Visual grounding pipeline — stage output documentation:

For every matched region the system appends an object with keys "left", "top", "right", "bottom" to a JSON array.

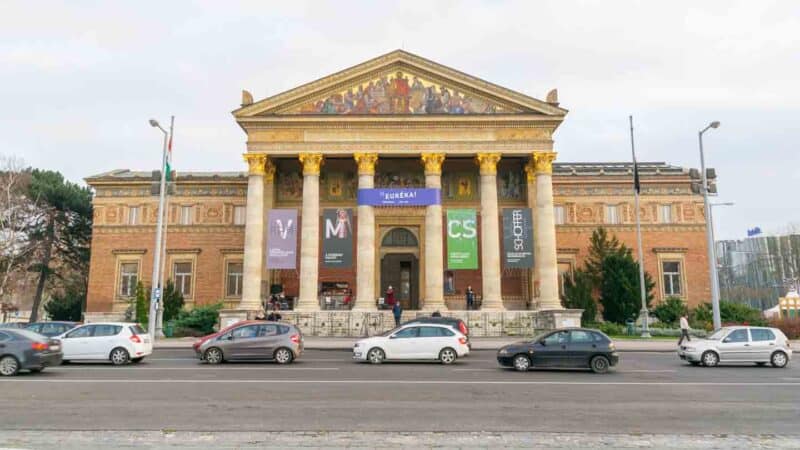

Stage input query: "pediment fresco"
[{"left": 284, "top": 70, "right": 512, "bottom": 115}]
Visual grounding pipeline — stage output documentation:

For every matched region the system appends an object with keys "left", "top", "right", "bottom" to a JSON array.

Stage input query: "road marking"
[
  {"left": 3, "top": 379, "right": 800, "bottom": 386},
  {"left": 620, "top": 370, "right": 677, "bottom": 373},
  {"left": 453, "top": 369, "right": 497, "bottom": 372},
  {"left": 53, "top": 367, "right": 340, "bottom": 371}
]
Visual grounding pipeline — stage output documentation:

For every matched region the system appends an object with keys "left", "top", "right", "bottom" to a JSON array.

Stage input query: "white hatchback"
[
  {"left": 678, "top": 326, "right": 792, "bottom": 368},
  {"left": 58, "top": 323, "right": 153, "bottom": 365},
  {"left": 353, "top": 323, "right": 469, "bottom": 364}
]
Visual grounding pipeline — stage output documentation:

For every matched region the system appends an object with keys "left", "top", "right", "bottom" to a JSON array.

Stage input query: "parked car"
[
  {"left": 0, "top": 328, "right": 63, "bottom": 376},
  {"left": 497, "top": 328, "right": 619, "bottom": 373},
  {"left": 26, "top": 321, "right": 80, "bottom": 337},
  {"left": 0, "top": 322, "right": 27, "bottom": 329},
  {"left": 677, "top": 326, "right": 792, "bottom": 368},
  {"left": 58, "top": 323, "right": 152, "bottom": 365},
  {"left": 195, "top": 320, "right": 303, "bottom": 364},
  {"left": 402, "top": 316, "right": 470, "bottom": 338},
  {"left": 353, "top": 323, "right": 469, "bottom": 364}
]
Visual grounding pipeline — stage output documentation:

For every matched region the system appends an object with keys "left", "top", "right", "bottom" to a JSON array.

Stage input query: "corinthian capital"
[
  {"left": 475, "top": 153, "right": 502, "bottom": 176},
  {"left": 243, "top": 153, "right": 267, "bottom": 176},
  {"left": 533, "top": 151, "right": 557, "bottom": 174},
  {"left": 353, "top": 152, "right": 379, "bottom": 175},
  {"left": 420, "top": 153, "right": 446, "bottom": 175},
  {"left": 298, "top": 153, "right": 324, "bottom": 176}
]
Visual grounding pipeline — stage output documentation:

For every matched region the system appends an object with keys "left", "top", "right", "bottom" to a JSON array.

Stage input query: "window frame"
[
  {"left": 233, "top": 205, "right": 246, "bottom": 225},
  {"left": 172, "top": 260, "right": 194, "bottom": 298},
  {"left": 127, "top": 206, "right": 140, "bottom": 225},
  {"left": 553, "top": 205, "right": 566, "bottom": 225},
  {"left": 605, "top": 204, "right": 620, "bottom": 225},
  {"left": 118, "top": 261, "right": 140, "bottom": 299},
  {"left": 659, "top": 204, "right": 673, "bottom": 224},
  {"left": 662, "top": 260, "right": 683, "bottom": 297},
  {"left": 225, "top": 260, "right": 244, "bottom": 298},
  {"left": 179, "top": 205, "right": 193, "bottom": 225}
]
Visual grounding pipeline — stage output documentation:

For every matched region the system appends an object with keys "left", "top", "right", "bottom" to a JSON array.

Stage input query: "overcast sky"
[{"left": 1, "top": 1, "right": 798, "bottom": 240}]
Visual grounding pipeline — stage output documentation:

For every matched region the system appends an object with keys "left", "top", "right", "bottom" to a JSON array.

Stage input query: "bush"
[
  {"left": 170, "top": 303, "right": 223, "bottom": 335},
  {"left": 162, "top": 280, "right": 184, "bottom": 323},
  {"left": 589, "top": 321, "right": 625, "bottom": 336},
  {"left": 692, "top": 301, "right": 767, "bottom": 328},
  {"left": 652, "top": 297, "right": 687, "bottom": 327},
  {"left": 562, "top": 269, "right": 597, "bottom": 323},
  {"left": 44, "top": 285, "right": 84, "bottom": 321},
  {"left": 135, "top": 282, "right": 149, "bottom": 327},
  {"left": 769, "top": 317, "right": 800, "bottom": 339}
]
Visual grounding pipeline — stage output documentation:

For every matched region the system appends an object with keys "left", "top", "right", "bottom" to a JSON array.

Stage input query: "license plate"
[
  {"left": 354, "top": 352, "right": 362, "bottom": 357},
  {"left": 50, "top": 345, "right": 60, "bottom": 351}
]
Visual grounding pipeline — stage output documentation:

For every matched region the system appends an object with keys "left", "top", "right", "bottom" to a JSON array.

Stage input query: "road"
[{"left": 2, "top": 348, "right": 799, "bottom": 438}]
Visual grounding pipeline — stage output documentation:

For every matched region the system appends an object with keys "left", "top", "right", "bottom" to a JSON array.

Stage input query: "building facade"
[{"left": 84, "top": 51, "right": 713, "bottom": 331}]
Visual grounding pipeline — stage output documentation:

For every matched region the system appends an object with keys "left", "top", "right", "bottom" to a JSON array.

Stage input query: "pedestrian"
[
  {"left": 432, "top": 310, "right": 442, "bottom": 317},
  {"left": 392, "top": 300, "right": 403, "bottom": 327},
  {"left": 385, "top": 285, "right": 395, "bottom": 307},
  {"left": 465, "top": 285, "right": 475, "bottom": 310},
  {"left": 678, "top": 314, "right": 691, "bottom": 345},
  {"left": 267, "top": 303, "right": 283, "bottom": 322}
]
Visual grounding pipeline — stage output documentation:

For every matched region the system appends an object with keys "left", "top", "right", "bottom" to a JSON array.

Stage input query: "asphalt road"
[{"left": 2, "top": 349, "right": 799, "bottom": 435}]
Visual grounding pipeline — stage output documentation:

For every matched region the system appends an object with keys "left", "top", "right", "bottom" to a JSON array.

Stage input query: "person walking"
[
  {"left": 392, "top": 300, "right": 403, "bottom": 327},
  {"left": 465, "top": 286, "right": 475, "bottom": 310},
  {"left": 678, "top": 314, "right": 691, "bottom": 345}
]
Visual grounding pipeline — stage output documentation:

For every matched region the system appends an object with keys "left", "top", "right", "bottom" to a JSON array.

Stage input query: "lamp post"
[
  {"left": 699, "top": 121, "right": 721, "bottom": 330},
  {"left": 147, "top": 118, "right": 169, "bottom": 341}
]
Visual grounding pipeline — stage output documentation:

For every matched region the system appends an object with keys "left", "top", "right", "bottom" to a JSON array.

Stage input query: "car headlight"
[
  {"left": 353, "top": 342, "right": 361, "bottom": 348},
  {"left": 498, "top": 348, "right": 509, "bottom": 355},
  {"left": 683, "top": 347, "right": 696, "bottom": 352}
]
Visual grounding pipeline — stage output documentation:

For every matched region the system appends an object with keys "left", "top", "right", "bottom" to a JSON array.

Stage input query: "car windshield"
[
  {"left": 528, "top": 331, "right": 551, "bottom": 343},
  {"left": 707, "top": 329, "right": 728, "bottom": 340},
  {"left": 380, "top": 326, "right": 403, "bottom": 337},
  {"left": 10, "top": 328, "right": 47, "bottom": 342}
]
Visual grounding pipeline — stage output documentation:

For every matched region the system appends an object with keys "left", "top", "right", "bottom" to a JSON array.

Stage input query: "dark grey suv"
[{"left": 0, "top": 328, "right": 63, "bottom": 376}]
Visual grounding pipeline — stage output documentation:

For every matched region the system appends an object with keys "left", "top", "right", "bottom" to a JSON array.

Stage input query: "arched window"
[{"left": 381, "top": 228, "right": 418, "bottom": 247}]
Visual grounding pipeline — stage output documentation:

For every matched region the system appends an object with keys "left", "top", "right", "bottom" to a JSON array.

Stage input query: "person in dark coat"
[
  {"left": 466, "top": 286, "right": 475, "bottom": 310},
  {"left": 392, "top": 301, "right": 403, "bottom": 327}
]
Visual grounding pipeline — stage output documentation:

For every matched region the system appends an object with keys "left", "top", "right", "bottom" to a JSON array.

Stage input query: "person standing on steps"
[
  {"left": 678, "top": 314, "right": 691, "bottom": 345},
  {"left": 392, "top": 300, "right": 403, "bottom": 327},
  {"left": 465, "top": 286, "right": 475, "bottom": 310},
  {"left": 385, "top": 285, "right": 395, "bottom": 308}
]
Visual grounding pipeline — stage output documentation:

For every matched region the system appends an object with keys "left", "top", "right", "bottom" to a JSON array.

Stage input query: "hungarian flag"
[{"left": 165, "top": 131, "right": 173, "bottom": 182}]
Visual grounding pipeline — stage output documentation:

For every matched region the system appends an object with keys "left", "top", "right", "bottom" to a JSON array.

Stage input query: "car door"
[
  {"left": 386, "top": 326, "right": 419, "bottom": 359},
  {"left": 61, "top": 325, "right": 94, "bottom": 359},
  {"left": 256, "top": 324, "right": 281, "bottom": 359},
  {"left": 566, "top": 330, "right": 596, "bottom": 367},
  {"left": 717, "top": 329, "right": 750, "bottom": 362},
  {"left": 88, "top": 325, "right": 122, "bottom": 359},
  {"left": 749, "top": 328, "right": 777, "bottom": 361},
  {"left": 227, "top": 325, "right": 261, "bottom": 359},
  {"left": 531, "top": 330, "right": 570, "bottom": 367},
  {"left": 417, "top": 326, "right": 446, "bottom": 359}
]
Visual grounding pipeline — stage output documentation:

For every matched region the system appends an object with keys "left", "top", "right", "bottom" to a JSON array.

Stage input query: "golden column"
[
  {"left": 533, "top": 151, "right": 562, "bottom": 310},
  {"left": 421, "top": 153, "right": 447, "bottom": 311},
  {"left": 295, "top": 153, "right": 324, "bottom": 311},
  {"left": 476, "top": 153, "right": 504, "bottom": 310},
  {"left": 241, "top": 153, "right": 268, "bottom": 311},
  {"left": 353, "top": 152, "right": 378, "bottom": 310}
]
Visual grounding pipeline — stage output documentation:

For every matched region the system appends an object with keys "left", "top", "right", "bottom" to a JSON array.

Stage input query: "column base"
[
  {"left": 238, "top": 299, "right": 264, "bottom": 311},
  {"left": 294, "top": 298, "right": 320, "bottom": 311},
  {"left": 537, "top": 296, "right": 563, "bottom": 311},
  {"left": 421, "top": 301, "right": 448, "bottom": 312},
  {"left": 480, "top": 299, "right": 505, "bottom": 312}
]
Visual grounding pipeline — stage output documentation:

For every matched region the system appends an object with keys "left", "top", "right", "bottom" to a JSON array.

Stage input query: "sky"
[{"left": 1, "top": 0, "right": 798, "bottom": 240}]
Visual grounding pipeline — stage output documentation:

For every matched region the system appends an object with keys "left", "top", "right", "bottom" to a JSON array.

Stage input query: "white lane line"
[
  {"left": 454, "top": 369, "right": 498, "bottom": 372},
  {"left": 620, "top": 370, "right": 677, "bottom": 373},
  {"left": 53, "top": 367, "right": 339, "bottom": 371},
  {"left": 2, "top": 379, "right": 800, "bottom": 386}
]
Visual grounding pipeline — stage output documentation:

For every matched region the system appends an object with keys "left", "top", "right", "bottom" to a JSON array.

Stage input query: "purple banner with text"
[
  {"left": 357, "top": 188, "right": 441, "bottom": 206},
  {"left": 266, "top": 209, "right": 297, "bottom": 269}
]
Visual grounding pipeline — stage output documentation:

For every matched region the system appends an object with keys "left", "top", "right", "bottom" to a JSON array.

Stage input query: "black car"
[
  {"left": 497, "top": 328, "right": 619, "bottom": 373},
  {"left": 25, "top": 321, "right": 80, "bottom": 337},
  {"left": 0, "top": 328, "right": 63, "bottom": 376}
]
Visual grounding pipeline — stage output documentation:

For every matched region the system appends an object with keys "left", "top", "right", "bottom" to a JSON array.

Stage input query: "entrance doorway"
[{"left": 380, "top": 228, "right": 420, "bottom": 310}]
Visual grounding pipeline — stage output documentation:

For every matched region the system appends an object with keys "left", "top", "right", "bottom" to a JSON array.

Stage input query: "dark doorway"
[{"left": 381, "top": 253, "right": 419, "bottom": 310}]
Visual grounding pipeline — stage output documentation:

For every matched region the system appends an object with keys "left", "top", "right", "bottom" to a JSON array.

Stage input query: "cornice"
[
  {"left": 556, "top": 224, "right": 707, "bottom": 233},
  {"left": 167, "top": 248, "right": 203, "bottom": 255},
  {"left": 111, "top": 249, "right": 148, "bottom": 255},
  {"left": 652, "top": 247, "right": 689, "bottom": 254},
  {"left": 95, "top": 225, "right": 246, "bottom": 234}
]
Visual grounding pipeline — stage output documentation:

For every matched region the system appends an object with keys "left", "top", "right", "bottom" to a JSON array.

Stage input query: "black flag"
[{"left": 633, "top": 159, "right": 641, "bottom": 194}]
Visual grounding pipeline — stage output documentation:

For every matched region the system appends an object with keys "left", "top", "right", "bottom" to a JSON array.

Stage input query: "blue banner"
[{"left": 357, "top": 188, "right": 441, "bottom": 206}]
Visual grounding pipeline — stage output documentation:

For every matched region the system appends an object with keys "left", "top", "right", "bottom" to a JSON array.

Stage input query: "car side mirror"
[
  {"left": 226, "top": 335, "right": 234, "bottom": 340},
  {"left": 389, "top": 335, "right": 397, "bottom": 339},
  {"left": 722, "top": 338, "right": 730, "bottom": 343},
  {"left": 538, "top": 340, "right": 546, "bottom": 346}
]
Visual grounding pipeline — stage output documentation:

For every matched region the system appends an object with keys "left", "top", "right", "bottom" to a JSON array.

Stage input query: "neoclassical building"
[{"left": 84, "top": 51, "right": 713, "bottom": 333}]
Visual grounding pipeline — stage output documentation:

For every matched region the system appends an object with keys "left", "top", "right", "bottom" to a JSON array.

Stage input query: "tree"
[
  {"left": 162, "top": 279, "right": 185, "bottom": 323},
  {"left": 0, "top": 156, "right": 35, "bottom": 304},
  {"left": 43, "top": 283, "right": 83, "bottom": 321},
  {"left": 599, "top": 252, "right": 655, "bottom": 324},
  {"left": 135, "top": 282, "right": 149, "bottom": 327},
  {"left": 652, "top": 297, "right": 687, "bottom": 326},
  {"left": 585, "top": 227, "right": 628, "bottom": 290},
  {"left": 562, "top": 269, "right": 597, "bottom": 323},
  {"left": 26, "top": 170, "right": 93, "bottom": 322}
]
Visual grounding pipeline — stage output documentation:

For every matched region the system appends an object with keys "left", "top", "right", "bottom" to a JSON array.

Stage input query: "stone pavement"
[
  {"left": 1, "top": 431, "right": 798, "bottom": 449},
  {"left": 155, "top": 336, "right": 694, "bottom": 352}
]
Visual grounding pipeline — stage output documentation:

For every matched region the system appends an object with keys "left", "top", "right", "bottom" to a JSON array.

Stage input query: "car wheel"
[
  {"left": 439, "top": 347, "right": 457, "bottom": 365},
  {"left": 701, "top": 350, "right": 719, "bottom": 367},
  {"left": 771, "top": 351, "right": 789, "bottom": 368},
  {"left": 0, "top": 356, "right": 20, "bottom": 376},
  {"left": 274, "top": 347, "right": 294, "bottom": 365},
  {"left": 204, "top": 347, "right": 224, "bottom": 365},
  {"left": 110, "top": 347, "right": 130, "bottom": 366},
  {"left": 513, "top": 354, "right": 531, "bottom": 372},
  {"left": 590, "top": 355, "right": 610, "bottom": 374},
  {"left": 367, "top": 347, "right": 385, "bottom": 364}
]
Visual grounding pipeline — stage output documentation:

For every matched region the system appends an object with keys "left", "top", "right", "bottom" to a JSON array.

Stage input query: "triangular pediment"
[{"left": 234, "top": 50, "right": 567, "bottom": 118}]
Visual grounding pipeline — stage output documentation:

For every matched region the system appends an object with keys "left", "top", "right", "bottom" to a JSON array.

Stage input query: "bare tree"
[{"left": 0, "top": 155, "right": 35, "bottom": 306}]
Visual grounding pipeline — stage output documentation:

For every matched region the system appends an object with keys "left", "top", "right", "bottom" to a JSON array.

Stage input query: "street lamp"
[
  {"left": 147, "top": 118, "right": 169, "bottom": 341},
  {"left": 699, "top": 121, "right": 721, "bottom": 330}
]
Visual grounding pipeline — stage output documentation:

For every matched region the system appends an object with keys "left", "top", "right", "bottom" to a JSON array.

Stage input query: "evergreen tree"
[
  {"left": 43, "top": 282, "right": 84, "bottom": 321},
  {"left": 135, "top": 282, "right": 149, "bottom": 327},
  {"left": 162, "top": 279, "right": 184, "bottom": 323},
  {"left": 562, "top": 269, "right": 597, "bottom": 323},
  {"left": 585, "top": 227, "right": 628, "bottom": 290},
  {"left": 599, "top": 251, "right": 655, "bottom": 324}
]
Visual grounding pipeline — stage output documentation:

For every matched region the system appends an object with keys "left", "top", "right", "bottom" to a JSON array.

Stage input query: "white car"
[
  {"left": 678, "top": 326, "right": 792, "bottom": 368},
  {"left": 58, "top": 322, "right": 153, "bottom": 365},
  {"left": 353, "top": 323, "right": 469, "bottom": 364}
]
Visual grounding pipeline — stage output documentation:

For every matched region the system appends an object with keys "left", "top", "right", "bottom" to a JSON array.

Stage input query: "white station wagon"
[
  {"left": 678, "top": 326, "right": 792, "bottom": 368},
  {"left": 353, "top": 323, "right": 469, "bottom": 364}
]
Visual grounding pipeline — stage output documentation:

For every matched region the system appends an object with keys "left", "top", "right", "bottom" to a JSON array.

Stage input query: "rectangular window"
[
  {"left": 226, "top": 261, "right": 244, "bottom": 297},
  {"left": 233, "top": 206, "right": 246, "bottom": 225},
  {"left": 173, "top": 262, "right": 193, "bottom": 297},
  {"left": 119, "top": 262, "right": 139, "bottom": 298},
  {"left": 660, "top": 204, "right": 672, "bottom": 224},
  {"left": 127, "top": 206, "right": 139, "bottom": 225},
  {"left": 554, "top": 205, "right": 565, "bottom": 225},
  {"left": 605, "top": 204, "right": 620, "bottom": 225},
  {"left": 180, "top": 206, "right": 193, "bottom": 225},
  {"left": 662, "top": 261, "right": 682, "bottom": 296}
]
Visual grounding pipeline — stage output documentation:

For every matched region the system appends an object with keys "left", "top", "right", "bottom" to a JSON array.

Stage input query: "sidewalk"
[{"left": 154, "top": 336, "right": 689, "bottom": 352}]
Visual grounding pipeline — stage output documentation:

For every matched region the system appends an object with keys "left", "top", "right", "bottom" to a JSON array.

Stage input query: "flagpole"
[
  {"left": 147, "top": 119, "right": 169, "bottom": 341},
  {"left": 629, "top": 115, "right": 650, "bottom": 338},
  {"left": 156, "top": 115, "right": 174, "bottom": 338}
]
